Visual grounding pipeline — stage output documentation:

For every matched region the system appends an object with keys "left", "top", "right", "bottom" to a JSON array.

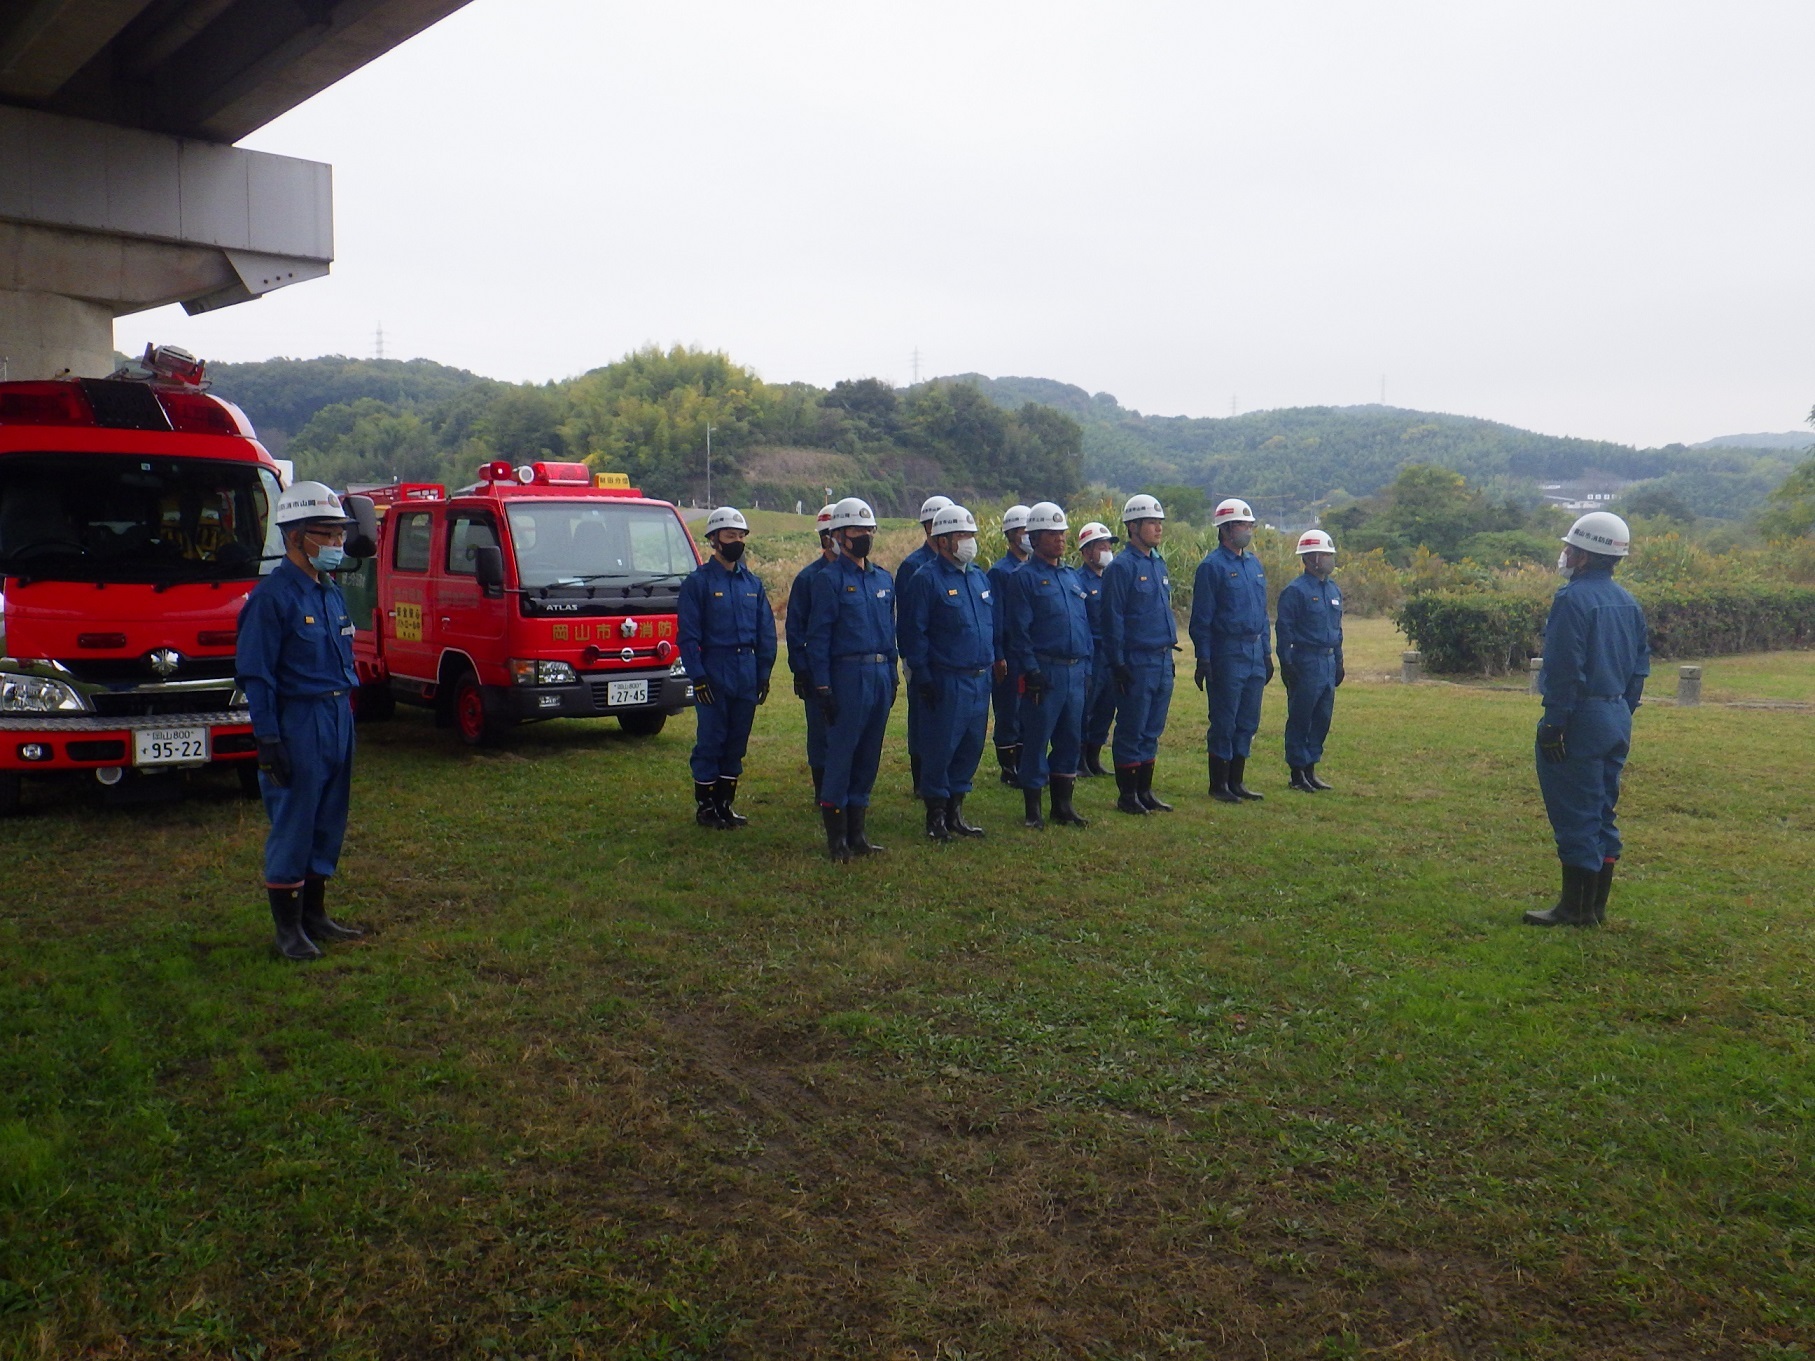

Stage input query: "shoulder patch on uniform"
[{"left": 948, "top": 588, "right": 958, "bottom": 595}]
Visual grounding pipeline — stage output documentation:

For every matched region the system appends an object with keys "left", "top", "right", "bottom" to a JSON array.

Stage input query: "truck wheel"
[
  {"left": 453, "top": 671, "right": 503, "bottom": 747},
  {"left": 617, "top": 709, "right": 667, "bottom": 738},
  {"left": 0, "top": 772, "right": 21, "bottom": 816},
  {"left": 355, "top": 681, "right": 396, "bottom": 722}
]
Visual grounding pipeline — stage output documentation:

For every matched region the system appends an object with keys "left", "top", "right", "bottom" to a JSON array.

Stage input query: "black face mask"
[
  {"left": 846, "top": 533, "right": 873, "bottom": 559},
  {"left": 718, "top": 539, "right": 745, "bottom": 562}
]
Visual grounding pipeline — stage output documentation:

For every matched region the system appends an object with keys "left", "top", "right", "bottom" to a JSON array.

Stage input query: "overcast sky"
[{"left": 119, "top": 0, "right": 1815, "bottom": 448}]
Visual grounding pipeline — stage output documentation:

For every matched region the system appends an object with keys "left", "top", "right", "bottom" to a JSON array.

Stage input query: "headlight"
[
  {"left": 537, "top": 660, "right": 577, "bottom": 685},
  {"left": 0, "top": 674, "right": 85, "bottom": 713}
]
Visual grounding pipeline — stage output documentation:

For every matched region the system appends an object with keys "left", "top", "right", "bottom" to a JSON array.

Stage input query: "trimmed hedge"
[{"left": 1396, "top": 584, "right": 1815, "bottom": 675}]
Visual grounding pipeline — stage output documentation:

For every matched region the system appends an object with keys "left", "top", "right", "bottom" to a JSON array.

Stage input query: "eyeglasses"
[{"left": 303, "top": 528, "right": 348, "bottom": 545}]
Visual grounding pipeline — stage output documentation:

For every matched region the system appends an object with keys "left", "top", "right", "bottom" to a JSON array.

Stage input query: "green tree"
[
  {"left": 1759, "top": 455, "right": 1815, "bottom": 541},
  {"left": 1147, "top": 483, "right": 1210, "bottom": 524}
]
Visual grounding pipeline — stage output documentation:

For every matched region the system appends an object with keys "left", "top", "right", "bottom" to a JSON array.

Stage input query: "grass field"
[{"left": 3, "top": 621, "right": 1813, "bottom": 1359}]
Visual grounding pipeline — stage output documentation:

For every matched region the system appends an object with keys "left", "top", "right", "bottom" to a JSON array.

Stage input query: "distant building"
[{"left": 1538, "top": 477, "right": 1630, "bottom": 513}]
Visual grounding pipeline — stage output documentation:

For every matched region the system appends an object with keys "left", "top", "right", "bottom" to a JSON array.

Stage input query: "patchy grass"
[{"left": 3, "top": 651, "right": 1813, "bottom": 1358}]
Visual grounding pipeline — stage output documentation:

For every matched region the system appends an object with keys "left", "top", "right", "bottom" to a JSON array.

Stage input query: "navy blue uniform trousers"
[
  {"left": 1113, "top": 651, "right": 1173, "bottom": 767},
  {"left": 261, "top": 694, "right": 355, "bottom": 885},
  {"left": 1536, "top": 697, "right": 1632, "bottom": 871},
  {"left": 1018, "top": 661, "right": 1087, "bottom": 788},
  {"left": 823, "top": 659, "right": 895, "bottom": 808},
  {"left": 919, "top": 668, "right": 991, "bottom": 799},
  {"left": 1283, "top": 652, "right": 1337, "bottom": 767}
]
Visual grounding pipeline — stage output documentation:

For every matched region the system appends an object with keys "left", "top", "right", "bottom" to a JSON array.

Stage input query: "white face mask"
[
  {"left": 954, "top": 537, "right": 979, "bottom": 565},
  {"left": 1556, "top": 549, "right": 1572, "bottom": 578}
]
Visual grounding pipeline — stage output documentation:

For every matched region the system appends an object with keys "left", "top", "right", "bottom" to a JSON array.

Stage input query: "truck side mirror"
[
  {"left": 473, "top": 544, "right": 505, "bottom": 598},
  {"left": 344, "top": 495, "right": 380, "bottom": 560}
]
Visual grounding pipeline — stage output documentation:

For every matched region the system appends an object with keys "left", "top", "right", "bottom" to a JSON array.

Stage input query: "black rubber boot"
[
  {"left": 946, "top": 795, "right": 985, "bottom": 838},
  {"left": 300, "top": 876, "right": 363, "bottom": 942},
  {"left": 1209, "top": 755, "right": 1241, "bottom": 803},
  {"left": 997, "top": 744, "right": 1020, "bottom": 786},
  {"left": 268, "top": 885, "right": 322, "bottom": 961},
  {"left": 1138, "top": 761, "right": 1173, "bottom": 812},
  {"left": 847, "top": 805, "right": 885, "bottom": 855},
  {"left": 910, "top": 754, "right": 923, "bottom": 799},
  {"left": 1050, "top": 775, "right": 1089, "bottom": 826},
  {"left": 924, "top": 797, "right": 951, "bottom": 842},
  {"left": 1289, "top": 765, "right": 1318, "bottom": 793},
  {"left": 1229, "top": 755, "right": 1264, "bottom": 801},
  {"left": 714, "top": 776, "right": 748, "bottom": 827},
  {"left": 1306, "top": 764, "right": 1333, "bottom": 791},
  {"left": 1080, "top": 744, "right": 1107, "bottom": 778},
  {"left": 821, "top": 805, "right": 851, "bottom": 862},
  {"left": 1115, "top": 765, "right": 1148, "bottom": 815},
  {"left": 811, "top": 766, "right": 824, "bottom": 801},
  {"left": 1022, "top": 786, "right": 1046, "bottom": 829},
  {"left": 695, "top": 781, "right": 729, "bottom": 828},
  {"left": 1592, "top": 859, "right": 1615, "bottom": 925},
  {"left": 1524, "top": 864, "right": 1599, "bottom": 926}
]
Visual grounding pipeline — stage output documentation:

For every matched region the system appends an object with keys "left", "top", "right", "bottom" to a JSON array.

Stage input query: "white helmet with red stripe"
[
  {"left": 1562, "top": 511, "right": 1630, "bottom": 557},
  {"left": 1077, "top": 521, "right": 1116, "bottom": 551},
  {"left": 1295, "top": 529, "right": 1335, "bottom": 556},
  {"left": 1212, "top": 497, "right": 1256, "bottom": 527},
  {"left": 816, "top": 502, "right": 837, "bottom": 530}
]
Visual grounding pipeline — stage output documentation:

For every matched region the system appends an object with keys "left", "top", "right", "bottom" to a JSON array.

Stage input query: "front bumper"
[
  {"left": 500, "top": 670, "right": 695, "bottom": 721},
  {"left": 0, "top": 709, "right": 256, "bottom": 772}
]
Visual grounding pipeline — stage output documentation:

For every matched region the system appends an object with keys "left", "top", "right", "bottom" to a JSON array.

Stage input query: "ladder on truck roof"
[{"left": 345, "top": 481, "right": 446, "bottom": 511}]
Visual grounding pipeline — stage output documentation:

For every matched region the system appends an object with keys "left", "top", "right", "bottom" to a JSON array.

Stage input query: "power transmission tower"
[
  {"left": 374, "top": 323, "right": 385, "bottom": 361},
  {"left": 912, "top": 347, "right": 921, "bottom": 385}
]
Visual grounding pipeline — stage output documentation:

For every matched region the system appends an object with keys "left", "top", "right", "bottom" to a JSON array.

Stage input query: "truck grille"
[
  {"left": 89, "top": 688, "right": 237, "bottom": 717},
  {"left": 63, "top": 657, "right": 237, "bottom": 685}
]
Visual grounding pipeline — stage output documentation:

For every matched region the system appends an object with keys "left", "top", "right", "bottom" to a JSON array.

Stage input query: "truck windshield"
[
  {"left": 506, "top": 502, "right": 696, "bottom": 588},
  {"left": 0, "top": 453, "right": 283, "bottom": 584}
]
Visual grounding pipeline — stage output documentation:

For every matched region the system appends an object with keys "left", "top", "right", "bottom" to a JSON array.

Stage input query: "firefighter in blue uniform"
[
  {"left": 786, "top": 503, "right": 838, "bottom": 800},
  {"left": 235, "top": 481, "right": 365, "bottom": 961},
  {"left": 807, "top": 497, "right": 897, "bottom": 861},
  {"left": 896, "top": 494, "right": 954, "bottom": 797},
  {"left": 987, "top": 503, "right": 1033, "bottom": 784},
  {"left": 1527, "top": 512, "right": 1650, "bottom": 927},
  {"left": 1275, "top": 529, "right": 1345, "bottom": 793},
  {"left": 1100, "top": 493, "right": 1177, "bottom": 815},
  {"left": 1005, "top": 503, "right": 1095, "bottom": 830},
  {"left": 678, "top": 506, "right": 777, "bottom": 829},
  {"left": 898, "top": 503, "right": 993, "bottom": 842},
  {"left": 1190, "top": 497, "right": 1273, "bottom": 804},
  {"left": 1076, "top": 520, "right": 1119, "bottom": 778}
]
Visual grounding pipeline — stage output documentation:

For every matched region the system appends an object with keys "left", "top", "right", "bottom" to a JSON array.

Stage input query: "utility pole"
[{"left": 705, "top": 422, "right": 714, "bottom": 509}]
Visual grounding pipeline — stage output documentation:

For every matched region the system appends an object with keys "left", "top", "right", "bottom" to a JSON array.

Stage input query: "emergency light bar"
[
  {"left": 0, "top": 379, "right": 250, "bottom": 435},
  {"left": 515, "top": 462, "right": 592, "bottom": 486}
]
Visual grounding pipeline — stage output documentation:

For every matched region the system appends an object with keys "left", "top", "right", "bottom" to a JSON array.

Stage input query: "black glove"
[
  {"left": 756, "top": 678, "right": 770, "bottom": 705},
  {"left": 1334, "top": 662, "right": 1345, "bottom": 688},
  {"left": 256, "top": 738, "right": 291, "bottom": 788},
  {"left": 1193, "top": 661, "right": 1210, "bottom": 692},
  {"left": 817, "top": 687, "right": 839, "bottom": 725},
  {"left": 917, "top": 681, "right": 939, "bottom": 709},
  {"left": 1279, "top": 662, "right": 1298, "bottom": 691},
  {"left": 792, "top": 672, "right": 811, "bottom": 700},
  {"left": 1537, "top": 721, "right": 1567, "bottom": 764},
  {"left": 1263, "top": 655, "right": 1275, "bottom": 685},
  {"left": 1022, "top": 669, "right": 1046, "bottom": 705},
  {"left": 693, "top": 677, "right": 715, "bottom": 706},
  {"left": 1113, "top": 663, "right": 1134, "bottom": 696}
]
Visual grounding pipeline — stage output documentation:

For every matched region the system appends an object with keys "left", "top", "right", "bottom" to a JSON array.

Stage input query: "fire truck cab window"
[
  {"left": 392, "top": 512, "right": 432, "bottom": 572},
  {"left": 446, "top": 513, "right": 499, "bottom": 576},
  {"left": 507, "top": 502, "right": 694, "bottom": 586}
]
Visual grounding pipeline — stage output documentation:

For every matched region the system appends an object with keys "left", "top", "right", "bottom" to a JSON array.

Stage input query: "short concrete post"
[
  {"left": 1401, "top": 650, "right": 1423, "bottom": 684},
  {"left": 1677, "top": 665, "right": 1702, "bottom": 707},
  {"left": 1528, "top": 656, "right": 1544, "bottom": 695}
]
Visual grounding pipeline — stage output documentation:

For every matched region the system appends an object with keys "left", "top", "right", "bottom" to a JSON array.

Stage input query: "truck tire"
[
  {"left": 355, "top": 681, "right": 396, "bottom": 722},
  {"left": 0, "top": 772, "right": 21, "bottom": 816},
  {"left": 617, "top": 709, "right": 667, "bottom": 737},
  {"left": 452, "top": 670, "right": 505, "bottom": 747}
]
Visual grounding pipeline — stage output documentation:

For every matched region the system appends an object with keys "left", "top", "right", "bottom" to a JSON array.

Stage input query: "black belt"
[
  {"left": 290, "top": 689, "right": 346, "bottom": 700},
  {"left": 1218, "top": 632, "right": 1264, "bottom": 642},
  {"left": 1293, "top": 647, "right": 1336, "bottom": 656},
  {"left": 706, "top": 645, "right": 757, "bottom": 654},
  {"left": 836, "top": 653, "right": 890, "bottom": 663},
  {"left": 936, "top": 665, "right": 991, "bottom": 677},
  {"left": 1036, "top": 654, "right": 1086, "bottom": 666}
]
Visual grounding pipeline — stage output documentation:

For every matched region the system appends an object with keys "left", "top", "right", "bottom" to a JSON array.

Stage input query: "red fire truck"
[
  {"left": 0, "top": 348, "right": 283, "bottom": 813},
  {"left": 339, "top": 460, "right": 700, "bottom": 745}
]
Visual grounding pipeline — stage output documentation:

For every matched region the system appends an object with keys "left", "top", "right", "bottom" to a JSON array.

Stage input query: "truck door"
[
  {"left": 380, "top": 507, "right": 438, "bottom": 682},
  {"left": 437, "top": 508, "right": 507, "bottom": 679}
]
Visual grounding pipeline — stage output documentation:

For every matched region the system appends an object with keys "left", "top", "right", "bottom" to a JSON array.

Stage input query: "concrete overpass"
[{"left": 0, "top": 0, "right": 475, "bottom": 379}]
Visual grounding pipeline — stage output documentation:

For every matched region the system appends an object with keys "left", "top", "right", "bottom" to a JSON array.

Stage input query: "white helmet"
[
  {"left": 1563, "top": 511, "right": 1630, "bottom": 557},
  {"left": 930, "top": 504, "right": 978, "bottom": 536},
  {"left": 1213, "top": 497, "right": 1256, "bottom": 527},
  {"left": 816, "top": 503, "right": 837, "bottom": 531},
  {"left": 1121, "top": 493, "right": 1165, "bottom": 523},
  {"left": 274, "top": 480, "right": 354, "bottom": 527},
  {"left": 1025, "top": 501, "right": 1068, "bottom": 534},
  {"left": 704, "top": 506, "right": 748, "bottom": 538},
  {"left": 830, "top": 496, "right": 877, "bottom": 531},
  {"left": 1001, "top": 504, "right": 1033, "bottom": 532},
  {"left": 1295, "top": 529, "right": 1335, "bottom": 556},
  {"left": 1077, "top": 521, "right": 1116, "bottom": 551},
  {"left": 919, "top": 494, "right": 954, "bottom": 524}
]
